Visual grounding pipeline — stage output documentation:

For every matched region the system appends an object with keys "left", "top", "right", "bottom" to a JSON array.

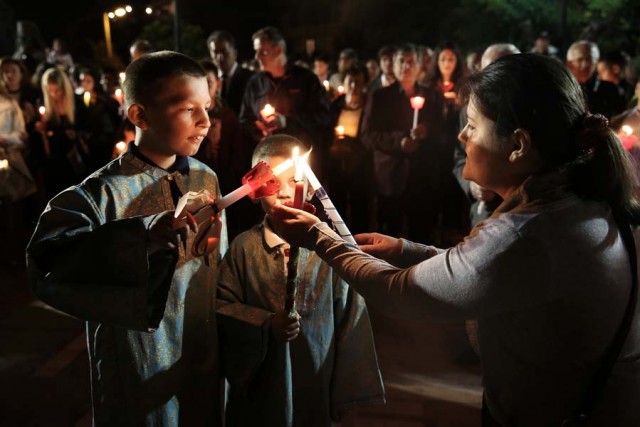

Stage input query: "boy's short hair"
[
  {"left": 123, "top": 50, "right": 206, "bottom": 107},
  {"left": 252, "top": 134, "right": 309, "bottom": 166}
]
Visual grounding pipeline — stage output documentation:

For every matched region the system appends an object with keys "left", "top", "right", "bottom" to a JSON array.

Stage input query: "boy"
[
  {"left": 216, "top": 134, "right": 384, "bottom": 427},
  {"left": 26, "top": 51, "right": 227, "bottom": 426}
]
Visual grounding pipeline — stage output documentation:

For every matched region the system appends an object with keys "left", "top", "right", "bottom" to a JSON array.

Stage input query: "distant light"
[
  {"left": 145, "top": 7, "right": 152, "bottom": 14},
  {"left": 108, "top": 12, "right": 115, "bottom": 19},
  {"left": 115, "top": 8, "right": 126, "bottom": 17},
  {"left": 125, "top": 5, "right": 132, "bottom": 13},
  {"left": 119, "top": 72, "right": 126, "bottom": 82}
]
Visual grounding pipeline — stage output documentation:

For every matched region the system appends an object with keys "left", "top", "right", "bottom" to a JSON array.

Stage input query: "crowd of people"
[{"left": 2, "top": 24, "right": 640, "bottom": 426}]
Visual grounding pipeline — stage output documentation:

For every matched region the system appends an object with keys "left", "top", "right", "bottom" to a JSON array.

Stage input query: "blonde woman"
[{"left": 37, "top": 66, "right": 86, "bottom": 197}]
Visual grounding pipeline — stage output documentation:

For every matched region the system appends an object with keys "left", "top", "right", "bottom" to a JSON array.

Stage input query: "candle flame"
[
  {"left": 292, "top": 146, "right": 303, "bottom": 181},
  {"left": 335, "top": 125, "right": 345, "bottom": 138},
  {"left": 83, "top": 91, "right": 91, "bottom": 107},
  {"left": 337, "top": 85, "right": 345, "bottom": 94},
  {"left": 323, "top": 80, "right": 330, "bottom": 91},
  {"left": 622, "top": 125, "right": 634, "bottom": 137},
  {"left": 119, "top": 72, "right": 126, "bottom": 82},
  {"left": 115, "top": 141, "right": 127, "bottom": 152},
  {"left": 260, "top": 103, "right": 276, "bottom": 121},
  {"left": 410, "top": 96, "right": 425, "bottom": 110},
  {"left": 0, "top": 159, "right": 9, "bottom": 170},
  {"left": 39, "top": 106, "right": 46, "bottom": 115}
]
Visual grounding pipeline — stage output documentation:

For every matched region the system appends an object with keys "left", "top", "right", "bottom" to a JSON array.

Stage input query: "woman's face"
[
  {"left": 438, "top": 49, "right": 457, "bottom": 80},
  {"left": 1, "top": 63, "right": 21, "bottom": 90},
  {"left": 46, "top": 82, "right": 65, "bottom": 102},
  {"left": 80, "top": 73, "right": 95, "bottom": 93},
  {"left": 458, "top": 96, "right": 511, "bottom": 192}
]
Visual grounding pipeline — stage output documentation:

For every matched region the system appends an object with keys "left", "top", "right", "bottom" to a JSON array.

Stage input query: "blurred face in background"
[
  {"left": 380, "top": 54, "right": 394, "bottom": 78},
  {"left": 46, "top": 82, "right": 65, "bottom": 102},
  {"left": 1, "top": 62, "right": 22, "bottom": 91},
  {"left": 208, "top": 39, "right": 237, "bottom": 76},
  {"left": 253, "top": 37, "right": 283, "bottom": 74},
  {"left": 438, "top": 49, "right": 457, "bottom": 81},
  {"left": 80, "top": 73, "right": 95, "bottom": 93},
  {"left": 344, "top": 71, "right": 366, "bottom": 102},
  {"left": 393, "top": 51, "right": 419, "bottom": 85},
  {"left": 567, "top": 45, "right": 596, "bottom": 84}
]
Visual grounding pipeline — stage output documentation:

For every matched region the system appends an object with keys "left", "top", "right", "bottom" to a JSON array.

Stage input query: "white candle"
[
  {"left": 410, "top": 96, "right": 425, "bottom": 129},
  {"left": 301, "top": 162, "right": 356, "bottom": 244},
  {"left": 0, "top": 159, "right": 8, "bottom": 170}
]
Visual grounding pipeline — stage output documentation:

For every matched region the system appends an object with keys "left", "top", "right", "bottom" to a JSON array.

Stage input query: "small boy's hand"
[
  {"left": 148, "top": 210, "right": 179, "bottom": 251},
  {"left": 271, "top": 310, "right": 301, "bottom": 342},
  {"left": 400, "top": 136, "right": 418, "bottom": 153}
]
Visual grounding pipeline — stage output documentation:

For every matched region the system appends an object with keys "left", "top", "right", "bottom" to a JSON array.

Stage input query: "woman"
[
  {"left": 272, "top": 54, "right": 640, "bottom": 426},
  {"left": 37, "top": 66, "right": 86, "bottom": 197}
]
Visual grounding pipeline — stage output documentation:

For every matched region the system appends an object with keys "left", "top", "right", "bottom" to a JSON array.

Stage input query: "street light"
[{"left": 103, "top": 5, "right": 133, "bottom": 59}]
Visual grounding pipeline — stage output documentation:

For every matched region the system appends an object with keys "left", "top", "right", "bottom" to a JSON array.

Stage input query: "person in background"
[
  {"left": 329, "top": 48, "right": 358, "bottom": 90},
  {"left": 207, "top": 30, "right": 255, "bottom": 115},
  {"left": 367, "top": 45, "right": 396, "bottom": 94},
  {"left": 46, "top": 38, "right": 74, "bottom": 70},
  {"left": 129, "top": 39, "right": 154, "bottom": 63}
]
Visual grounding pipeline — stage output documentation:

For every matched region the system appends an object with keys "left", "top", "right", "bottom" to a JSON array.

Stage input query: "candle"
[
  {"left": 119, "top": 72, "right": 126, "bottom": 83},
  {"left": 38, "top": 106, "right": 46, "bottom": 120},
  {"left": 114, "top": 88, "right": 124, "bottom": 104},
  {"left": 619, "top": 125, "right": 638, "bottom": 151},
  {"left": 0, "top": 159, "right": 8, "bottom": 170},
  {"left": 335, "top": 125, "right": 345, "bottom": 139},
  {"left": 337, "top": 85, "right": 345, "bottom": 95},
  {"left": 323, "top": 80, "right": 330, "bottom": 91},
  {"left": 410, "top": 96, "right": 425, "bottom": 128},
  {"left": 301, "top": 162, "right": 356, "bottom": 244},
  {"left": 260, "top": 103, "right": 276, "bottom": 122},
  {"left": 173, "top": 158, "right": 293, "bottom": 230},
  {"left": 113, "top": 141, "right": 127, "bottom": 156},
  {"left": 83, "top": 91, "right": 91, "bottom": 107},
  {"left": 292, "top": 147, "right": 304, "bottom": 208}
]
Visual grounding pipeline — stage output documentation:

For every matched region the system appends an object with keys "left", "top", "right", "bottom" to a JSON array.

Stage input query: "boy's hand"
[
  {"left": 148, "top": 210, "right": 179, "bottom": 251},
  {"left": 271, "top": 310, "right": 301, "bottom": 341}
]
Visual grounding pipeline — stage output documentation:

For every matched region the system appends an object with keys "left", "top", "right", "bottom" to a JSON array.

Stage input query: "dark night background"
[{"left": 1, "top": 0, "right": 639, "bottom": 71}]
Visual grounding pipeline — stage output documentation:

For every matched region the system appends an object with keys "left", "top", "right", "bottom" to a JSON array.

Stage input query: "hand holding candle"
[{"left": 260, "top": 103, "right": 276, "bottom": 123}]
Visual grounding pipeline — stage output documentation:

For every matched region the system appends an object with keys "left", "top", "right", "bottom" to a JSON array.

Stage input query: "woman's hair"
[
  {"left": 41, "top": 66, "right": 75, "bottom": 124},
  {"left": 463, "top": 53, "right": 640, "bottom": 224},
  {"left": 427, "top": 41, "right": 465, "bottom": 87}
]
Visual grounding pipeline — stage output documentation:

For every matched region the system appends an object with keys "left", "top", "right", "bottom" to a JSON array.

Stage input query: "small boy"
[
  {"left": 26, "top": 51, "right": 227, "bottom": 426},
  {"left": 216, "top": 134, "right": 384, "bottom": 427}
]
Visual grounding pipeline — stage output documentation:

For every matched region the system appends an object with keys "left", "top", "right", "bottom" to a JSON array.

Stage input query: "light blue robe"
[
  {"left": 216, "top": 223, "right": 384, "bottom": 427},
  {"left": 26, "top": 152, "right": 228, "bottom": 426}
]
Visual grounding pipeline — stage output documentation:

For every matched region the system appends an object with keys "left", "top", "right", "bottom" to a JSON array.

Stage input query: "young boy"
[
  {"left": 26, "top": 51, "right": 227, "bottom": 426},
  {"left": 216, "top": 134, "right": 384, "bottom": 427}
]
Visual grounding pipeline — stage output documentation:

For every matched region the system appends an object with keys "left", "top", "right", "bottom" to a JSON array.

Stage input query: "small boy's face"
[
  {"left": 141, "top": 75, "right": 212, "bottom": 158},
  {"left": 259, "top": 155, "right": 299, "bottom": 219}
]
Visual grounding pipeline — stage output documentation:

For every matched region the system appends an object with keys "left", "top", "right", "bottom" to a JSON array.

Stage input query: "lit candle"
[
  {"left": 173, "top": 158, "right": 293, "bottom": 230},
  {"left": 442, "top": 81, "right": 456, "bottom": 99},
  {"left": 119, "top": 72, "right": 126, "bottom": 83},
  {"left": 83, "top": 91, "right": 91, "bottom": 107},
  {"left": 301, "top": 161, "right": 356, "bottom": 244},
  {"left": 260, "top": 103, "right": 276, "bottom": 122},
  {"left": 38, "top": 106, "right": 46, "bottom": 121},
  {"left": 292, "top": 147, "right": 304, "bottom": 208},
  {"left": 410, "top": 96, "right": 425, "bottom": 128},
  {"left": 337, "top": 85, "right": 345, "bottom": 95},
  {"left": 323, "top": 80, "right": 330, "bottom": 91},
  {"left": 335, "top": 125, "right": 345, "bottom": 140},
  {"left": 0, "top": 159, "right": 8, "bottom": 170},
  {"left": 618, "top": 125, "right": 638, "bottom": 151},
  {"left": 114, "top": 88, "right": 124, "bottom": 104},
  {"left": 114, "top": 141, "right": 127, "bottom": 156}
]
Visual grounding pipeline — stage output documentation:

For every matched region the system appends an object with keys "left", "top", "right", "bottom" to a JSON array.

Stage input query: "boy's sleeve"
[
  {"left": 216, "top": 240, "right": 273, "bottom": 393},
  {"left": 26, "top": 186, "right": 178, "bottom": 331},
  {"left": 330, "top": 273, "right": 385, "bottom": 421}
]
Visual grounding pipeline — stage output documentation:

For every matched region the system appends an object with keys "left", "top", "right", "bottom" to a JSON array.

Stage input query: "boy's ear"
[{"left": 128, "top": 104, "right": 148, "bottom": 130}]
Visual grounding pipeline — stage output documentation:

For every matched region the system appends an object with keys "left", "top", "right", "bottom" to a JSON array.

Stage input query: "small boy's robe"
[
  {"left": 217, "top": 223, "right": 384, "bottom": 427},
  {"left": 27, "top": 152, "right": 228, "bottom": 427}
]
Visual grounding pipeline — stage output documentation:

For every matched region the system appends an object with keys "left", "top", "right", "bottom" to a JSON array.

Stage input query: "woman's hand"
[
  {"left": 355, "top": 232, "right": 404, "bottom": 266},
  {"left": 271, "top": 203, "right": 321, "bottom": 248}
]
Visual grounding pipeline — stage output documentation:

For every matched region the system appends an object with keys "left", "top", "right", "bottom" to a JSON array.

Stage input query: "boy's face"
[
  {"left": 259, "top": 155, "right": 300, "bottom": 219},
  {"left": 140, "top": 75, "right": 212, "bottom": 157}
]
